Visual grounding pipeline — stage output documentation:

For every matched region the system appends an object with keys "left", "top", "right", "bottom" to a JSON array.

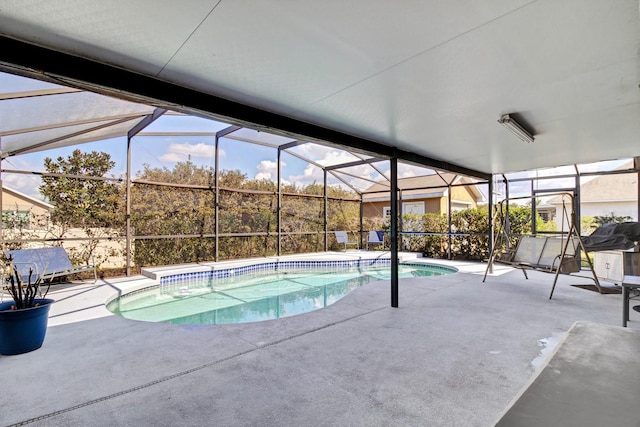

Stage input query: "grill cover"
[{"left": 582, "top": 222, "right": 640, "bottom": 252}]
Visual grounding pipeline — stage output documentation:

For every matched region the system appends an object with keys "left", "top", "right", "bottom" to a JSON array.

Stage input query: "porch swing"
[{"left": 483, "top": 192, "right": 602, "bottom": 299}]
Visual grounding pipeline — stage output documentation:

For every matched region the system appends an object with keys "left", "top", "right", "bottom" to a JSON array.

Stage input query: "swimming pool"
[{"left": 107, "top": 262, "right": 456, "bottom": 325}]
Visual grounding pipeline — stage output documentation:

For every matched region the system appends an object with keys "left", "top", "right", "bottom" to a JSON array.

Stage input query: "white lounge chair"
[{"left": 335, "top": 231, "right": 359, "bottom": 250}]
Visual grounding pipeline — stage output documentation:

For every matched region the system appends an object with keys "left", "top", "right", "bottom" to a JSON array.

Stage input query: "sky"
[{"left": 1, "top": 71, "right": 631, "bottom": 204}]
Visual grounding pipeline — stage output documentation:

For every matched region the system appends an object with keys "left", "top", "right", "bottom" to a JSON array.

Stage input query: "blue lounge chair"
[{"left": 367, "top": 230, "right": 385, "bottom": 250}]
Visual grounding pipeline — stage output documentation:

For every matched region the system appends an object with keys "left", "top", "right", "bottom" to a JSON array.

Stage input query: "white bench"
[{"left": 5, "top": 247, "right": 97, "bottom": 283}]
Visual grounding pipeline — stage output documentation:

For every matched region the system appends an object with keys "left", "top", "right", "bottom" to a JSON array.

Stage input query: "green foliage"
[
  {"left": 38, "top": 149, "right": 124, "bottom": 268},
  {"left": 535, "top": 217, "right": 558, "bottom": 232},
  {"left": 40, "top": 149, "right": 122, "bottom": 228},
  {"left": 593, "top": 213, "right": 633, "bottom": 227},
  {"left": 132, "top": 161, "right": 217, "bottom": 266},
  {"left": 399, "top": 208, "right": 492, "bottom": 260},
  {"left": 581, "top": 216, "right": 598, "bottom": 235},
  {"left": 131, "top": 161, "right": 360, "bottom": 266},
  {"left": 395, "top": 205, "right": 562, "bottom": 261},
  {"left": 503, "top": 205, "right": 533, "bottom": 234},
  {"left": 451, "top": 208, "right": 490, "bottom": 260},
  {"left": 42, "top": 151, "right": 579, "bottom": 267}
]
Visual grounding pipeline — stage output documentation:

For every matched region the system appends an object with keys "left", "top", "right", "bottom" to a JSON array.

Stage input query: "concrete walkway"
[{"left": 1, "top": 258, "right": 634, "bottom": 426}]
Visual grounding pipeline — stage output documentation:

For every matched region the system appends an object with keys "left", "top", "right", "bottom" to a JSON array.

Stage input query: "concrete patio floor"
[{"left": 1, "top": 256, "right": 635, "bottom": 426}]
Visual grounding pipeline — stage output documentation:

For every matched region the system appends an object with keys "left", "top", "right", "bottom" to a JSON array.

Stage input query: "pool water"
[{"left": 108, "top": 264, "right": 455, "bottom": 325}]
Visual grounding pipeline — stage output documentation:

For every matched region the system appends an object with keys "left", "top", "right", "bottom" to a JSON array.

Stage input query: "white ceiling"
[{"left": 0, "top": 0, "right": 638, "bottom": 176}]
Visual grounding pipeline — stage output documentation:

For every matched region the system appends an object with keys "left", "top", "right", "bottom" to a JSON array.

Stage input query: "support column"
[
  {"left": 390, "top": 157, "right": 399, "bottom": 308},
  {"left": 488, "top": 178, "right": 494, "bottom": 258},
  {"left": 214, "top": 135, "right": 220, "bottom": 261},
  {"left": 359, "top": 194, "right": 364, "bottom": 249},
  {"left": 125, "top": 136, "right": 132, "bottom": 276},
  {"left": 531, "top": 180, "right": 537, "bottom": 234},
  {"left": 323, "top": 169, "right": 328, "bottom": 251},
  {"left": 398, "top": 189, "right": 403, "bottom": 249},
  {"left": 504, "top": 175, "right": 511, "bottom": 248},
  {"left": 447, "top": 186, "right": 452, "bottom": 260},
  {"left": 636, "top": 157, "right": 640, "bottom": 221},
  {"left": 277, "top": 148, "right": 282, "bottom": 255}
]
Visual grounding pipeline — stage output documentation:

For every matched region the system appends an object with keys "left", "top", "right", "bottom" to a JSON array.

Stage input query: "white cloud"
[
  {"left": 294, "top": 143, "right": 336, "bottom": 159},
  {"left": 254, "top": 159, "right": 282, "bottom": 181},
  {"left": 398, "top": 164, "right": 419, "bottom": 178},
  {"left": 2, "top": 173, "right": 44, "bottom": 200},
  {"left": 288, "top": 164, "right": 324, "bottom": 187},
  {"left": 1, "top": 157, "right": 46, "bottom": 200},
  {"left": 287, "top": 150, "right": 378, "bottom": 190},
  {"left": 159, "top": 142, "right": 220, "bottom": 162}
]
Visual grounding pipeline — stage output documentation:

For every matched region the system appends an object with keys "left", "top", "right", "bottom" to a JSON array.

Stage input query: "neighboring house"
[
  {"left": 548, "top": 163, "right": 638, "bottom": 222},
  {"left": 1, "top": 186, "right": 53, "bottom": 229},
  {"left": 536, "top": 202, "right": 557, "bottom": 223},
  {"left": 362, "top": 173, "right": 485, "bottom": 220}
]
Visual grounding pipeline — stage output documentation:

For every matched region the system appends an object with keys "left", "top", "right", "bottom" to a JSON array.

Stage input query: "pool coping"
[{"left": 140, "top": 250, "right": 424, "bottom": 283}]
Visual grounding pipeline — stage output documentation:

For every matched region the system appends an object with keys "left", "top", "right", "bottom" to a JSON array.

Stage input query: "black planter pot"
[{"left": 0, "top": 298, "right": 54, "bottom": 355}]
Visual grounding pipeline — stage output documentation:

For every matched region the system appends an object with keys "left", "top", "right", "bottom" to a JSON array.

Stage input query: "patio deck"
[{"left": 1, "top": 253, "right": 636, "bottom": 426}]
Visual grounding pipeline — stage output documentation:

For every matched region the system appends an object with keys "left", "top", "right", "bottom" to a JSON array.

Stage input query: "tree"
[
  {"left": 40, "top": 149, "right": 122, "bottom": 228},
  {"left": 593, "top": 213, "right": 633, "bottom": 227},
  {"left": 131, "top": 161, "right": 217, "bottom": 266},
  {"left": 38, "top": 149, "right": 124, "bottom": 267}
]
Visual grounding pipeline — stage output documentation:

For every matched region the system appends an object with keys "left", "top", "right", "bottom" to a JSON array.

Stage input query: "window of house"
[
  {"left": 403, "top": 202, "right": 425, "bottom": 215},
  {"left": 451, "top": 201, "right": 472, "bottom": 211},
  {"left": 383, "top": 202, "right": 425, "bottom": 218}
]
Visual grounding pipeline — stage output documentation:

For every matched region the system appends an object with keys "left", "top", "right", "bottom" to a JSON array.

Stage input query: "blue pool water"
[{"left": 107, "top": 263, "right": 455, "bottom": 325}]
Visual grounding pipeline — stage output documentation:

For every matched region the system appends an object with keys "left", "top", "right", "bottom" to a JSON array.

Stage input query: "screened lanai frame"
[
  {"left": 2, "top": 105, "right": 492, "bottom": 268},
  {"left": 0, "top": 77, "right": 493, "bottom": 275},
  {"left": 494, "top": 160, "right": 640, "bottom": 238},
  {"left": 2, "top": 70, "right": 640, "bottom": 308}
]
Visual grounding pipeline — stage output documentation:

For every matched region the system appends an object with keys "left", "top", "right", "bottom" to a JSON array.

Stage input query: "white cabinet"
[{"left": 594, "top": 251, "right": 640, "bottom": 284}]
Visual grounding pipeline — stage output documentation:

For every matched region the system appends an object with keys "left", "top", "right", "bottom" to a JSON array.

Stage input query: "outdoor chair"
[
  {"left": 484, "top": 235, "right": 603, "bottom": 298},
  {"left": 4, "top": 247, "right": 97, "bottom": 283},
  {"left": 495, "top": 235, "right": 581, "bottom": 275},
  {"left": 334, "top": 231, "right": 359, "bottom": 250},
  {"left": 367, "top": 230, "right": 385, "bottom": 250}
]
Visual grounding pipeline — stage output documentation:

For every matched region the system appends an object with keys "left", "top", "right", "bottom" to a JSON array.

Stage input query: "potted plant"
[{"left": 0, "top": 260, "right": 54, "bottom": 355}]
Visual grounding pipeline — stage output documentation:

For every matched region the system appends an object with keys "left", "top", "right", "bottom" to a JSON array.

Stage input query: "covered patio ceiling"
[{"left": 0, "top": 1, "right": 639, "bottom": 179}]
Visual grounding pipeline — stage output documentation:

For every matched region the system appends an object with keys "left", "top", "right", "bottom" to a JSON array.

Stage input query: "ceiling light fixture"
[{"left": 498, "top": 114, "right": 534, "bottom": 143}]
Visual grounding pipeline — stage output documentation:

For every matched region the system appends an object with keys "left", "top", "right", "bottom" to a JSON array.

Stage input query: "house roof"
[
  {"left": 2, "top": 186, "right": 54, "bottom": 211},
  {"left": 362, "top": 173, "right": 484, "bottom": 202},
  {"left": 548, "top": 161, "right": 638, "bottom": 204}
]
